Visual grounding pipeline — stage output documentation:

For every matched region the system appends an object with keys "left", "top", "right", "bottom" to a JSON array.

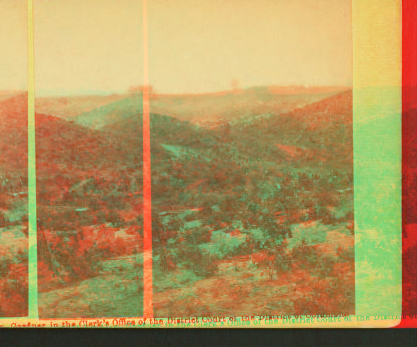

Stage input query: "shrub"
[
  {"left": 38, "top": 227, "right": 103, "bottom": 283},
  {"left": 0, "top": 257, "right": 11, "bottom": 277},
  {"left": 312, "top": 205, "right": 337, "bottom": 225},
  {"left": 107, "top": 209, "right": 124, "bottom": 227},
  {"left": 0, "top": 256, "right": 28, "bottom": 317},
  {"left": 0, "top": 194, "right": 11, "bottom": 209},
  {"left": 0, "top": 211, "right": 9, "bottom": 227}
]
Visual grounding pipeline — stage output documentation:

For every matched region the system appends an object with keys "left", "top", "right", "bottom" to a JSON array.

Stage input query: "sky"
[
  {"left": 1, "top": 0, "right": 352, "bottom": 96},
  {"left": 0, "top": 0, "right": 27, "bottom": 92}
]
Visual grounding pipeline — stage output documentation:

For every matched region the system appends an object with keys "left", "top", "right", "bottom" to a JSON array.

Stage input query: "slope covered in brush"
[
  {"left": 221, "top": 90, "right": 353, "bottom": 167},
  {"left": 72, "top": 95, "right": 143, "bottom": 130}
]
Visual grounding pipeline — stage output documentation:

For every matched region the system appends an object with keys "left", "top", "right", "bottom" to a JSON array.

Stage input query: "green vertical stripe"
[
  {"left": 27, "top": 0, "right": 38, "bottom": 319},
  {"left": 353, "top": 86, "right": 402, "bottom": 316}
]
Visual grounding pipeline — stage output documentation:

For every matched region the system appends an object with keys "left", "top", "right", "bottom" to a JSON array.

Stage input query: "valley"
[{"left": 0, "top": 87, "right": 354, "bottom": 318}]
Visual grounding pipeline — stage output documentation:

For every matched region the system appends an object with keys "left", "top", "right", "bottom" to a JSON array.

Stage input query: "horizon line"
[{"left": 19, "top": 84, "right": 352, "bottom": 98}]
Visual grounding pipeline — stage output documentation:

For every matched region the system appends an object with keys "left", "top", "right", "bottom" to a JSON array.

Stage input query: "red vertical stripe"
[
  {"left": 142, "top": 0, "right": 153, "bottom": 318},
  {"left": 398, "top": 0, "right": 417, "bottom": 328}
]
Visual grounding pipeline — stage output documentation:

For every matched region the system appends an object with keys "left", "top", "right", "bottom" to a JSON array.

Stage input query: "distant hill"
[
  {"left": 102, "top": 112, "right": 218, "bottom": 151},
  {"left": 36, "top": 94, "right": 127, "bottom": 119},
  {"left": 150, "top": 88, "right": 343, "bottom": 127},
  {"left": 221, "top": 90, "right": 353, "bottom": 167},
  {"left": 287, "top": 90, "right": 352, "bottom": 126},
  {"left": 101, "top": 90, "right": 353, "bottom": 168},
  {"left": 71, "top": 88, "right": 343, "bottom": 130},
  {"left": 0, "top": 91, "right": 22, "bottom": 102},
  {"left": 265, "top": 86, "right": 348, "bottom": 95},
  {"left": 72, "top": 95, "right": 143, "bottom": 130},
  {"left": 1, "top": 89, "right": 352, "bottom": 178}
]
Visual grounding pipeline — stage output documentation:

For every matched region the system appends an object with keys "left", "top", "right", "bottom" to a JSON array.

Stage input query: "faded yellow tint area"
[
  {"left": 353, "top": 0, "right": 401, "bottom": 88},
  {"left": 0, "top": 0, "right": 27, "bottom": 91},
  {"left": 33, "top": 0, "right": 144, "bottom": 96},
  {"left": 32, "top": 0, "right": 351, "bottom": 96},
  {"left": 147, "top": 0, "right": 352, "bottom": 94}
]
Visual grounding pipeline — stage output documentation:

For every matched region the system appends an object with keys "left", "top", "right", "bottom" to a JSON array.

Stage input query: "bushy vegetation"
[
  {"left": 0, "top": 248, "right": 28, "bottom": 317},
  {"left": 0, "top": 90, "right": 354, "bottom": 317}
]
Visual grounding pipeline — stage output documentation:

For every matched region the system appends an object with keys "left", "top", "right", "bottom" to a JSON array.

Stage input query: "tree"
[{"left": 152, "top": 211, "right": 174, "bottom": 273}]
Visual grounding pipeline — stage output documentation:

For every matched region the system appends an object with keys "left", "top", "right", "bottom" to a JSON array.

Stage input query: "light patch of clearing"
[
  {"left": 288, "top": 221, "right": 353, "bottom": 251},
  {"left": 0, "top": 226, "right": 26, "bottom": 254},
  {"left": 326, "top": 229, "right": 354, "bottom": 250},
  {"left": 275, "top": 144, "right": 307, "bottom": 158}
]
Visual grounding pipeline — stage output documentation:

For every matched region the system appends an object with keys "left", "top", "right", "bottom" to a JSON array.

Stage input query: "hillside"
[
  {"left": 102, "top": 112, "right": 219, "bottom": 155},
  {"left": 221, "top": 90, "right": 353, "bottom": 167},
  {"left": 0, "top": 88, "right": 354, "bottom": 318},
  {"left": 0, "top": 91, "right": 22, "bottom": 102},
  {"left": 35, "top": 113, "right": 131, "bottom": 178},
  {"left": 149, "top": 88, "right": 345, "bottom": 127},
  {"left": 0, "top": 94, "right": 29, "bottom": 317},
  {"left": 35, "top": 94, "right": 127, "bottom": 120},
  {"left": 72, "top": 95, "right": 143, "bottom": 129},
  {"left": 0, "top": 94, "right": 28, "bottom": 173},
  {"left": 0, "top": 94, "right": 133, "bottom": 177},
  {"left": 71, "top": 88, "right": 343, "bottom": 130},
  {"left": 96, "top": 90, "right": 353, "bottom": 211}
]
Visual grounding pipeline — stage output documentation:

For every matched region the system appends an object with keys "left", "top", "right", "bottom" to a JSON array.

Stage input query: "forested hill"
[
  {"left": 218, "top": 90, "right": 353, "bottom": 168},
  {"left": 0, "top": 94, "right": 132, "bottom": 180}
]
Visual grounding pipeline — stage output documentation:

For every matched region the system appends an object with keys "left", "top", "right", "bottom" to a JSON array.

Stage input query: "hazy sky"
[
  {"left": 0, "top": 0, "right": 27, "bottom": 91},
  {"left": 2, "top": 0, "right": 352, "bottom": 96},
  {"left": 148, "top": 0, "right": 352, "bottom": 94}
]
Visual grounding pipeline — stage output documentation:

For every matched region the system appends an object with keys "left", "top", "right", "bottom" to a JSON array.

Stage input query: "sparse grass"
[{"left": 39, "top": 254, "right": 143, "bottom": 318}]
